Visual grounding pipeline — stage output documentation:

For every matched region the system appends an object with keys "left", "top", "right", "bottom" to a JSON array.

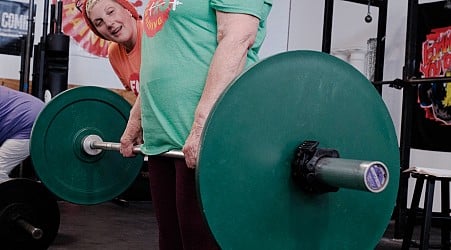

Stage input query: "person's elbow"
[
  {"left": 217, "top": 31, "right": 256, "bottom": 51},
  {"left": 216, "top": 16, "right": 259, "bottom": 51}
]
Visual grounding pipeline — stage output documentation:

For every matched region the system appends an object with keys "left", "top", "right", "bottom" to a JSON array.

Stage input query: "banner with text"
[{"left": 0, "top": 1, "right": 31, "bottom": 55}]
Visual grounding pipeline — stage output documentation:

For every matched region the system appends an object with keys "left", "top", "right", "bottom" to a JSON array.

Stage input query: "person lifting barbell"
[{"left": 30, "top": 50, "right": 399, "bottom": 249}]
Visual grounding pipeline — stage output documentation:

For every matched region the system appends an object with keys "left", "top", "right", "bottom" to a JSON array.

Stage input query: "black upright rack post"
[
  {"left": 394, "top": 0, "right": 418, "bottom": 239},
  {"left": 44, "top": 0, "right": 69, "bottom": 99},
  {"left": 31, "top": 0, "right": 49, "bottom": 100},
  {"left": 322, "top": 0, "right": 334, "bottom": 54},
  {"left": 19, "top": 0, "right": 35, "bottom": 93}
]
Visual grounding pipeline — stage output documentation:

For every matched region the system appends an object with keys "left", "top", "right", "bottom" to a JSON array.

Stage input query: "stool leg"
[
  {"left": 402, "top": 176, "right": 425, "bottom": 250},
  {"left": 441, "top": 180, "right": 450, "bottom": 250},
  {"left": 419, "top": 178, "right": 435, "bottom": 250}
]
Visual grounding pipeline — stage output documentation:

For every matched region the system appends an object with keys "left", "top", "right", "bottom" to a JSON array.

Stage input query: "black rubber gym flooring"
[
  {"left": 45, "top": 200, "right": 445, "bottom": 250},
  {"left": 13, "top": 162, "right": 445, "bottom": 250},
  {"left": 48, "top": 201, "right": 158, "bottom": 250}
]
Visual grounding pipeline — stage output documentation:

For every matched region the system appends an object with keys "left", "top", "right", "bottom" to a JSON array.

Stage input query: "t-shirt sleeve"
[{"left": 210, "top": 0, "right": 272, "bottom": 20}]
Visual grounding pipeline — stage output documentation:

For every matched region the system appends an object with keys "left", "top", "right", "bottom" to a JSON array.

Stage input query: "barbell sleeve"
[
  {"left": 90, "top": 141, "right": 142, "bottom": 154},
  {"left": 16, "top": 218, "right": 43, "bottom": 240},
  {"left": 292, "top": 141, "right": 389, "bottom": 193},
  {"left": 315, "top": 158, "right": 389, "bottom": 193}
]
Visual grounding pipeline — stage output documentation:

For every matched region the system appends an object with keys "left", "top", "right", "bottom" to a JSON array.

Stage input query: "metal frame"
[
  {"left": 19, "top": 0, "right": 36, "bottom": 93},
  {"left": 390, "top": 0, "right": 420, "bottom": 239},
  {"left": 322, "top": 0, "right": 388, "bottom": 93}
]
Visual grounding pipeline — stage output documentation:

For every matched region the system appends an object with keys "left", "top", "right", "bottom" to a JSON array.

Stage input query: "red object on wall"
[{"left": 60, "top": 0, "right": 110, "bottom": 57}]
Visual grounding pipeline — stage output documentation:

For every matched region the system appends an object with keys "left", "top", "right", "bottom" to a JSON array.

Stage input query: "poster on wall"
[
  {"left": 0, "top": 0, "right": 32, "bottom": 56},
  {"left": 60, "top": 0, "right": 144, "bottom": 58},
  {"left": 411, "top": 1, "right": 451, "bottom": 152}
]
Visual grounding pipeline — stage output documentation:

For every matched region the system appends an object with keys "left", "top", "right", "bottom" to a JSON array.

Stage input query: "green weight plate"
[
  {"left": 31, "top": 86, "right": 143, "bottom": 205},
  {"left": 0, "top": 178, "right": 60, "bottom": 250},
  {"left": 197, "top": 50, "right": 400, "bottom": 249}
]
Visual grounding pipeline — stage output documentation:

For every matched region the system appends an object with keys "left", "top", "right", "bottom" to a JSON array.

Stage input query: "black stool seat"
[{"left": 402, "top": 171, "right": 451, "bottom": 250}]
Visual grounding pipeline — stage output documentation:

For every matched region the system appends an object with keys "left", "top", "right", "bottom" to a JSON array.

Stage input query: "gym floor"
[
  {"left": 9, "top": 164, "right": 447, "bottom": 250},
  {"left": 44, "top": 200, "right": 444, "bottom": 250},
  {"left": 48, "top": 201, "right": 158, "bottom": 250}
]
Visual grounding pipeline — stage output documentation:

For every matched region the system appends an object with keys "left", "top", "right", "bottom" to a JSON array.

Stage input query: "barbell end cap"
[
  {"left": 31, "top": 227, "right": 44, "bottom": 240},
  {"left": 15, "top": 217, "right": 44, "bottom": 240},
  {"left": 363, "top": 161, "right": 389, "bottom": 193},
  {"left": 82, "top": 135, "right": 103, "bottom": 156}
]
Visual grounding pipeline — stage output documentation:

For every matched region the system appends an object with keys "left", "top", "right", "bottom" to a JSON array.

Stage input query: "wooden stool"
[{"left": 401, "top": 172, "right": 451, "bottom": 250}]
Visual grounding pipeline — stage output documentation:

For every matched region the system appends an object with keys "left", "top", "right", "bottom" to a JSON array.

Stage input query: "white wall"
[
  {"left": 289, "top": 0, "right": 380, "bottom": 51},
  {"left": 67, "top": 43, "right": 122, "bottom": 88},
  {"left": 287, "top": 0, "right": 404, "bottom": 134},
  {"left": 259, "top": 0, "right": 291, "bottom": 58}
]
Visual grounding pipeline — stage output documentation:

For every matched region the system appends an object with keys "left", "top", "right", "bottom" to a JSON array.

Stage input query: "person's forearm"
[
  {"left": 120, "top": 95, "right": 142, "bottom": 157},
  {"left": 194, "top": 13, "right": 259, "bottom": 126},
  {"left": 183, "top": 12, "right": 259, "bottom": 168},
  {"left": 129, "top": 95, "right": 141, "bottom": 128},
  {"left": 193, "top": 40, "right": 249, "bottom": 126},
  {"left": 122, "top": 95, "right": 141, "bottom": 142}
]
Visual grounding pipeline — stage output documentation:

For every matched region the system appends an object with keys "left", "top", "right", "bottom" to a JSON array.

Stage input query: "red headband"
[{"left": 82, "top": 0, "right": 140, "bottom": 40}]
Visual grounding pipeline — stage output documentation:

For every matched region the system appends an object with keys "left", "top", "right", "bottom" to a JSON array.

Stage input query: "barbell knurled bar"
[{"left": 82, "top": 134, "right": 184, "bottom": 158}]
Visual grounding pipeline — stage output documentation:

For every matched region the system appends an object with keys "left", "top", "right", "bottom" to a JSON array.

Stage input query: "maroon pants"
[{"left": 147, "top": 156, "right": 219, "bottom": 250}]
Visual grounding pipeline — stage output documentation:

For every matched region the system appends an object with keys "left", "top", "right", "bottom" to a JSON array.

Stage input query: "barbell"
[
  {"left": 0, "top": 178, "right": 60, "bottom": 250},
  {"left": 82, "top": 135, "right": 389, "bottom": 193},
  {"left": 29, "top": 50, "right": 400, "bottom": 249}
]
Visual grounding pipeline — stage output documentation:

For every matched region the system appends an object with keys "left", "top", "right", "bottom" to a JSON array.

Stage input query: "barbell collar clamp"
[
  {"left": 292, "top": 140, "right": 389, "bottom": 193},
  {"left": 82, "top": 135, "right": 185, "bottom": 159}
]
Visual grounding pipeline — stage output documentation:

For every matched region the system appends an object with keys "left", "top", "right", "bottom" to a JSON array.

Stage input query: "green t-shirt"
[{"left": 140, "top": 0, "right": 272, "bottom": 155}]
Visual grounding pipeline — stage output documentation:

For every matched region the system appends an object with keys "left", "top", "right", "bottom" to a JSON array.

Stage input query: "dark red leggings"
[{"left": 147, "top": 156, "right": 219, "bottom": 250}]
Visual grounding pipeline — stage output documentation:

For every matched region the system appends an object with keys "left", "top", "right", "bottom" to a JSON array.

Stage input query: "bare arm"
[
  {"left": 120, "top": 95, "right": 143, "bottom": 157},
  {"left": 183, "top": 11, "right": 260, "bottom": 168}
]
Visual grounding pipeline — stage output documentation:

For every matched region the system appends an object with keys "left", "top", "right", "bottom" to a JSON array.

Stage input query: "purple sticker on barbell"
[{"left": 365, "top": 164, "right": 387, "bottom": 191}]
